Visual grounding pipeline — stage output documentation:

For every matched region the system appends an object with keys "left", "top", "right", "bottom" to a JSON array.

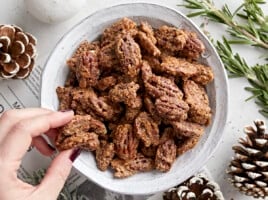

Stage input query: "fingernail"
[
  {"left": 69, "top": 148, "right": 81, "bottom": 162},
  {"left": 48, "top": 143, "right": 56, "bottom": 151}
]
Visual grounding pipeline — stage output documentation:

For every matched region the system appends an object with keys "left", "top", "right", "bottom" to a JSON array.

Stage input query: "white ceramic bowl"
[{"left": 41, "top": 3, "right": 228, "bottom": 195}]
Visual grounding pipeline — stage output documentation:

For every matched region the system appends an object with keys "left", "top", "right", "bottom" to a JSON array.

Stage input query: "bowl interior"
[{"left": 41, "top": 3, "right": 228, "bottom": 195}]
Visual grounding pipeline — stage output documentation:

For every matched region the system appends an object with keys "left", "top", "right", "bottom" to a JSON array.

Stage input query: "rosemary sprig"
[
  {"left": 216, "top": 38, "right": 268, "bottom": 117},
  {"left": 179, "top": 0, "right": 268, "bottom": 49}
]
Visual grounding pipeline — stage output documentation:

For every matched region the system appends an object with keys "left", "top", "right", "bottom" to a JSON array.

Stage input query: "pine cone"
[
  {"left": 228, "top": 119, "right": 268, "bottom": 198},
  {"left": 0, "top": 24, "right": 37, "bottom": 79},
  {"left": 163, "top": 173, "right": 224, "bottom": 200}
]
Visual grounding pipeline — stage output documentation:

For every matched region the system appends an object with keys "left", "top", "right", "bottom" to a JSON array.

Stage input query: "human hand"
[{"left": 0, "top": 108, "right": 77, "bottom": 200}]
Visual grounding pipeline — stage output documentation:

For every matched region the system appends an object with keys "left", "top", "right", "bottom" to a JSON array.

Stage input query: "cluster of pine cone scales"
[
  {"left": 0, "top": 24, "right": 37, "bottom": 79},
  {"left": 228, "top": 119, "right": 268, "bottom": 198},
  {"left": 163, "top": 173, "right": 224, "bottom": 200}
]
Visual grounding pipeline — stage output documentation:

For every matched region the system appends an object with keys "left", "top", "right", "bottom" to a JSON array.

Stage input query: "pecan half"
[
  {"left": 55, "top": 115, "right": 104, "bottom": 151},
  {"left": 179, "top": 32, "right": 205, "bottom": 60},
  {"left": 113, "top": 124, "right": 139, "bottom": 160},
  {"left": 155, "top": 138, "right": 176, "bottom": 172},
  {"left": 183, "top": 80, "right": 211, "bottom": 125},
  {"left": 160, "top": 56, "right": 199, "bottom": 78},
  {"left": 155, "top": 26, "right": 188, "bottom": 53},
  {"left": 155, "top": 95, "right": 189, "bottom": 122},
  {"left": 111, "top": 159, "right": 135, "bottom": 178},
  {"left": 144, "top": 74, "right": 183, "bottom": 99},
  {"left": 109, "top": 81, "right": 139, "bottom": 107},
  {"left": 171, "top": 121, "right": 204, "bottom": 138},
  {"left": 136, "top": 22, "right": 160, "bottom": 56},
  {"left": 67, "top": 40, "right": 100, "bottom": 70},
  {"left": 111, "top": 153, "right": 154, "bottom": 178},
  {"left": 96, "top": 141, "right": 115, "bottom": 171},
  {"left": 58, "top": 115, "right": 106, "bottom": 136},
  {"left": 115, "top": 34, "right": 142, "bottom": 78},
  {"left": 134, "top": 112, "right": 159, "bottom": 147},
  {"left": 75, "top": 50, "right": 100, "bottom": 88},
  {"left": 56, "top": 132, "right": 99, "bottom": 151},
  {"left": 101, "top": 17, "right": 137, "bottom": 47}
]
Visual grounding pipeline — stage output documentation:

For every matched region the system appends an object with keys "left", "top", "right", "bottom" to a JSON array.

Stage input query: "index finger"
[
  {"left": 0, "top": 108, "right": 53, "bottom": 142},
  {"left": 0, "top": 110, "right": 74, "bottom": 166}
]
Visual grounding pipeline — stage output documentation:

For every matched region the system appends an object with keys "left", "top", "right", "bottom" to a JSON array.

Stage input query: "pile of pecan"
[{"left": 55, "top": 18, "right": 214, "bottom": 178}]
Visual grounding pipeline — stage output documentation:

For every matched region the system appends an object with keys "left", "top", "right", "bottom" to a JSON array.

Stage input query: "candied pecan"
[
  {"left": 111, "top": 153, "right": 154, "bottom": 178},
  {"left": 155, "top": 96, "right": 189, "bottom": 122},
  {"left": 95, "top": 76, "right": 117, "bottom": 91},
  {"left": 75, "top": 50, "right": 100, "bottom": 88},
  {"left": 101, "top": 17, "right": 137, "bottom": 47},
  {"left": 136, "top": 22, "right": 160, "bottom": 56},
  {"left": 113, "top": 124, "right": 139, "bottom": 160},
  {"left": 98, "top": 42, "right": 119, "bottom": 70},
  {"left": 55, "top": 115, "right": 104, "bottom": 150},
  {"left": 144, "top": 95, "right": 161, "bottom": 124},
  {"left": 60, "top": 115, "right": 106, "bottom": 136},
  {"left": 179, "top": 31, "right": 205, "bottom": 60},
  {"left": 111, "top": 159, "right": 136, "bottom": 178},
  {"left": 155, "top": 26, "right": 188, "bottom": 53},
  {"left": 191, "top": 64, "right": 214, "bottom": 85},
  {"left": 171, "top": 121, "right": 204, "bottom": 138},
  {"left": 160, "top": 56, "right": 213, "bottom": 84},
  {"left": 136, "top": 31, "right": 160, "bottom": 57},
  {"left": 56, "top": 86, "right": 73, "bottom": 111},
  {"left": 160, "top": 56, "right": 199, "bottom": 77},
  {"left": 96, "top": 141, "right": 115, "bottom": 171},
  {"left": 183, "top": 80, "right": 211, "bottom": 125},
  {"left": 134, "top": 112, "right": 159, "bottom": 147},
  {"left": 144, "top": 74, "right": 183, "bottom": 99},
  {"left": 115, "top": 33, "right": 142, "bottom": 78},
  {"left": 70, "top": 88, "right": 91, "bottom": 115},
  {"left": 176, "top": 135, "right": 200, "bottom": 156},
  {"left": 155, "top": 138, "right": 176, "bottom": 172},
  {"left": 109, "top": 81, "right": 139, "bottom": 107},
  {"left": 56, "top": 132, "right": 99, "bottom": 151},
  {"left": 126, "top": 153, "right": 154, "bottom": 172},
  {"left": 67, "top": 40, "right": 100, "bottom": 70}
]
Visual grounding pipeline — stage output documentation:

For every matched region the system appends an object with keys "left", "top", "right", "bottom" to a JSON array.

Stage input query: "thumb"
[{"left": 37, "top": 149, "right": 78, "bottom": 199}]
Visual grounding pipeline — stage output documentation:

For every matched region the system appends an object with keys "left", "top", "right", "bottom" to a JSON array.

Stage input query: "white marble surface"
[{"left": 0, "top": 0, "right": 267, "bottom": 199}]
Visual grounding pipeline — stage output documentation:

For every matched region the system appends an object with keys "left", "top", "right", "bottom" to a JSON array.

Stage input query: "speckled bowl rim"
[{"left": 41, "top": 3, "right": 229, "bottom": 195}]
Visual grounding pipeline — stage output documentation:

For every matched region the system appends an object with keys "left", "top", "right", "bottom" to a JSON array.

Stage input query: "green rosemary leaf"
[{"left": 187, "top": 11, "right": 208, "bottom": 17}]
